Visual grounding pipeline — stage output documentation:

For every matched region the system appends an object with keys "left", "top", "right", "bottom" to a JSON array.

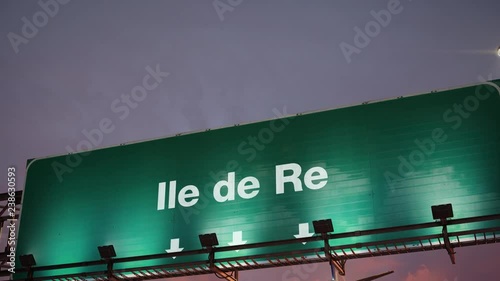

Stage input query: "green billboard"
[{"left": 15, "top": 80, "right": 500, "bottom": 278}]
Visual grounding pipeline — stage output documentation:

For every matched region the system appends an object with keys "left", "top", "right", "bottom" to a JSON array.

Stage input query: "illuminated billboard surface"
[{"left": 16, "top": 80, "right": 500, "bottom": 277}]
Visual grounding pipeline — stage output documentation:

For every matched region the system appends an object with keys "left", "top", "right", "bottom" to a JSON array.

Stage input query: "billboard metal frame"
[{"left": 2, "top": 190, "right": 499, "bottom": 280}]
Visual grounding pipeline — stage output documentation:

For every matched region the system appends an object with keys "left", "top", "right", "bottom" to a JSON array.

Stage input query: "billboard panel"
[{"left": 15, "top": 80, "right": 500, "bottom": 277}]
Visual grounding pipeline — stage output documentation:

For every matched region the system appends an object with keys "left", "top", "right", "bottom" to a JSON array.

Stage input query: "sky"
[{"left": 1, "top": 0, "right": 500, "bottom": 280}]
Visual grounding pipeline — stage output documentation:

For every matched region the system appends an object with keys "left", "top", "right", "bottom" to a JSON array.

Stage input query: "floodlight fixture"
[
  {"left": 431, "top": 204, "right": 453, "bottom": 220},
  {"left": 98, "top": 245, "right": 116, "bottom": 259},
  {"left": 313, "top": 219, "right": 334, "bottom": 234},
  {"left": 199, "top": 233, "right": 219, "bottom": 248},
  {"left": 497, "top": 46, "right": 500, "bottom": 57},
  {"left": 20, "top": 254, "right": 36, "bottom": 267}
]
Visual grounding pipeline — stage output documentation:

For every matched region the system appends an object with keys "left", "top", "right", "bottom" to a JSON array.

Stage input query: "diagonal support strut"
[
  {"left": 322, "top": 234, "right": 346, "bottom": 276},
  {"left": 208, "top": 246, "right": 239, "bottom": 281},
  {"left": 440, "top": 218, "right": 456, "bottom": 264}
]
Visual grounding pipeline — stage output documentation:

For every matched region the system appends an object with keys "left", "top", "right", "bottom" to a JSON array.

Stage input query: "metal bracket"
[
  {"left": 26, "top": 267, "right": 34, "bottom": 281},
  {"left": 322, "top": 234, "right": 346, "bottom": 276},
  {"left": 105, "top": 259, "right": 116, "bottom": 280},
  {"left": 440, "top": 218, "right": 456, "bottom": 264},
  {"left": 208, "top": 247, "right": 238, "bottom": 281}
]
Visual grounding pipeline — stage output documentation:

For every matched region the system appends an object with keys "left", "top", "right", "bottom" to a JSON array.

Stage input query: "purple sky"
[{"left": 1, "top": 0, "right": 500, "bottom": 280}]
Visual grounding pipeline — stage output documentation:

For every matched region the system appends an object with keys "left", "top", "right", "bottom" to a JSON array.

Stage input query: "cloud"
[{"left": 405, "top": 264, "right": 448, "bottom": 281}]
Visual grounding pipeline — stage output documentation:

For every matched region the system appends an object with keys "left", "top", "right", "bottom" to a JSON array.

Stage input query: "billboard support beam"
[
  {"left": 106, "top": 261, "right": 114, "bottom": 280},
  {"left": 26, "top": 269, "right": 34, "bottom": 281},
  {"left": 323, "top": 236, "right": 346, "bottom": 276},
  {"left": 210, "top": 266, "right": 238, "bottom": 281},
  {"left": 431, "top": 204, "right": 456, "bottom": 264},
  {"left": 440, "top": 218, "right": 456, "bottom": 264},
  {"left": 315, "top": 220, "right": 346, "bottom": 276},
  {"left": 208, "top": 245, "right": 238, "bottom": 281}
]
